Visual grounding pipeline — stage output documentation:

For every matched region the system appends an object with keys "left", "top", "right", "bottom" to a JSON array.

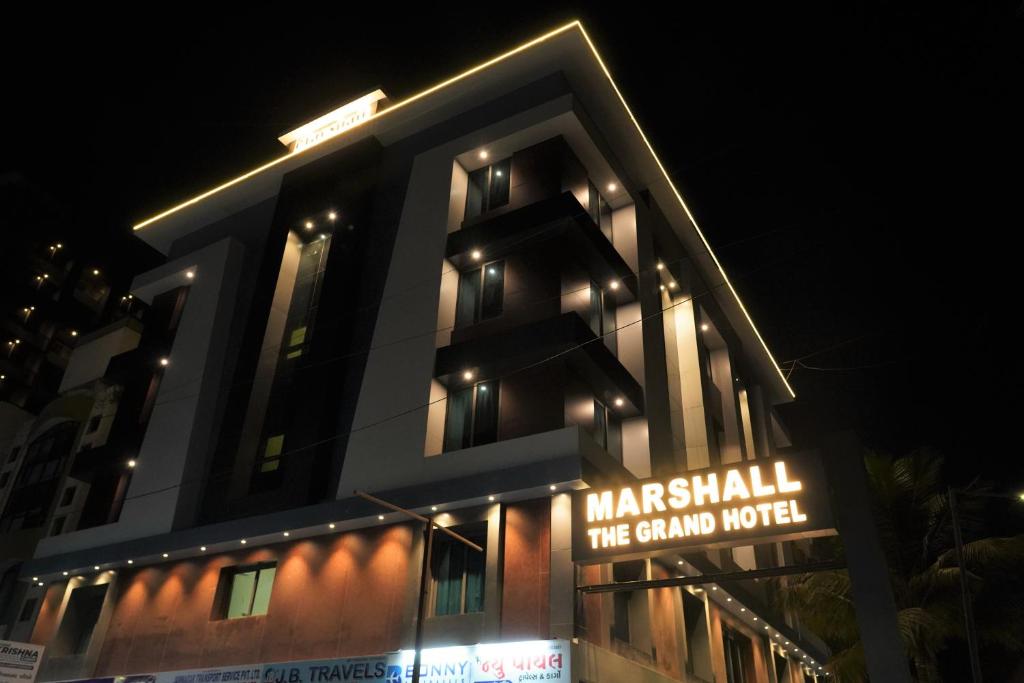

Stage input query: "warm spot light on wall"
[
  {"left": 127, "top": 459, "right": 136, "bottom": 469},
  {"left": 462, "top": 370, "right": 474, "bottom": 381},
  {"left": 159, "top": 357, "right": 170, "bottom": 367},
  {"left": 478, "top": 150, "right": 489, "bottom": 160},
  {"left": 607, "top": 183, "right": 617, "bottom": 192},
  {"left": 470, "top": 249, "right": 482, "bottom": 261},
  {"left": 614, "top": 398, "right": 624, "bottom": 407}
]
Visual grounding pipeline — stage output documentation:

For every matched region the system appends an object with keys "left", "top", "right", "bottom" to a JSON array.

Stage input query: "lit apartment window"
[
  {"left": 443, "top": 381, "right": 499, "bottom": 451},
  {"left": 465, "top": 158, "right": 511, "bottom": 220},
  {"left": 455, "top": 261, "right": 504, "bottom": 327},
  {"left": 593, "top": 399, "right": 622, "bottom": 461},
  {"left": 431, "top": 524, "right": 486, "bottom": 616},
  {"left": 587, "top": 180, "right": 613, "bottom": 241},
  {"left": 222, "top": 563, "right": 276, "bottom": 619}
]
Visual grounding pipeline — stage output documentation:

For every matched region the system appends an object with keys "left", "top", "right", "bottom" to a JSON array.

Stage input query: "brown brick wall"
[
  {"left": 87, "top": 523, "right": 413, "bottom": 675},
  {"left": 500, "top": 499, "right": 550, "bottom": 639}
]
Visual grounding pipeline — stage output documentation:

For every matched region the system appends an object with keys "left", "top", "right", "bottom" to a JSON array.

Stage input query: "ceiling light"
[
  {"left": 656, "top": 263, "right": 664, "bottom": 271},
  {"left": 328, "top": 211, "right": 337, "bottom": 221},
  {"left": 488, "top": 495, "right": 495, "bottom": 501},
  {"left": 740, "top": 608, "right": 746, "bottom": 612},
  {"left": 677, "top": 560, "right": 683, "bottom": 565},
  {"left": 378, "top": 515, "right": 384, "bottom": 520},
  {"left": 186, "top": 271, "right": 195, "bottom": 279},
  {"left": 659, "top": 285, "right": 666, "bottom": 291},
  {"left": 127, "top": 560, "right": 133, "bottom": 564},
  {"left": 711, "top": 586, "right": 717, "bottom": 590},
  {"left": 70, "top": 330, "right": 78, "bottom": 337},
  {"left": 63, "top": 571, "right": 69, "bottom": 576},
  {"left": 38, "top": 582, "right": 44, "bottom": 587},
  {"left": 470, "top": 249, "right": 482, "bottom": 260},
  {"left": 240, "top": 539, "right": 247, "bottom": 544},
  {"left": 282, "top": 531, "right": 289, "bottom": 537},
  {"left": 607, "top": 183, "right": 617, "bottom": 192},
  {"left": 726, "top": 597, "right": 732, "bottom": 602},
  {"left": 304, "top": 221, "right": 314, "bottom": 230},
  {"left": 668, "top": 281, "right": 677, "bottom": 289},
  {"left": 159, "top": 358, "right": 169, "bottom": 367},
  {"left": 700, "top": 323, "right": 709, "bottom": 332},
  {"left": 431, "top": 506, "right": 438, "bottom": 512},
  {"left": 162, "top": 553, "right": 169, "bottom": 558},
  {"left": 614, "top": 398, "right": 624, "bottom": 407},
  {"left": 93, "top": 269, "right": 100, "bottom": 275},
  {"left": 127, "top": 459, "right": 136, "bottom": 468},
  {"left": 94, "top": 566, "right": 100, "bottom": 571},
  {"left": 478, "top": 150, "right": 489, "bottom": 160},
  {"left": 462, "top": 370, "right": 474, "bottom": 381},
  {"left": 32, "top": 577, "right": 38, "bottom": 582},
  {"left": 549, "top": 485, "right": 557, "bottom": 491},
  {"left": 328, "top": 523, "right": 336, "bottom": 529}
]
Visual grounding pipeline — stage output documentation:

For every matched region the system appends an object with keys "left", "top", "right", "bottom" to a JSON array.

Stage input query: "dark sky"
[{"left": 3, "top": 5, "right": 1022, "bottom": 491}]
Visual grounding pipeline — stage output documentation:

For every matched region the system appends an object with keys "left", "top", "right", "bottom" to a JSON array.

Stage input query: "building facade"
[{"left": 10, "top": 23, "right": 830, "bottom": 683}]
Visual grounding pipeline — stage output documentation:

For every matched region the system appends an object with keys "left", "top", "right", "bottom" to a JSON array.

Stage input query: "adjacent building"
[{"left": 8, "top": 23, "right": 831, "bottom": 683}]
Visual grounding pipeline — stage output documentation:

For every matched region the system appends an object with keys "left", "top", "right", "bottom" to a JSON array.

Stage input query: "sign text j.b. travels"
[{"left": 571, "top": 453, "right": 836, "bottom": 563}]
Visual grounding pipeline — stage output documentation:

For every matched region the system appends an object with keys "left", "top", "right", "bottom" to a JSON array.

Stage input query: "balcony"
[
  {"left": 446, "top": 192, "right": 637, "bottom": 306},
  {"left": 435, "top": 311, "right": 643, "bottom": 417}
]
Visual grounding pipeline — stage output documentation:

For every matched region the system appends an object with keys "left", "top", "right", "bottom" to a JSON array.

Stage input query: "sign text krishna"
[{"left": 571, "top": 454, "right": 835, "bottom": 562}]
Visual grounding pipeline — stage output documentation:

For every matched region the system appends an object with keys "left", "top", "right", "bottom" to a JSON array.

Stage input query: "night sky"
[{"left": 4, "top": 6, "right": 1022, "bottom": 496}]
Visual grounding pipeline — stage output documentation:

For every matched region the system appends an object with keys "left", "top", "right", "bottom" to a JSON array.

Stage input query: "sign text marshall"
[{"left": 571, "top": 453, "right": 835, "bottom": 563}]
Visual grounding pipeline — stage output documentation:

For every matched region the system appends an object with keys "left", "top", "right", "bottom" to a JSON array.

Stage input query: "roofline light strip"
[
  {"left": 573, "top": 25, "right": 795, "bottom": 398},
  {"left": 131, "top": 21, "right": 581, "bottom": 232},
  {"left": 131, "top": 21, "right": 794, "bottom": 399}
]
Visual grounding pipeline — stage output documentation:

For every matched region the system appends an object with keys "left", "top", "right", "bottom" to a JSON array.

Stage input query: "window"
[
  {"left": 0, "top": 471, "right": 9, "bottom": 488},
  {"left": 443, "top": 381, "right": 499, "bottom": 452},
  {"left": 455, "top": 261, "right": 504, "bottom": 327},
  {"left": 60, "top": 486, "right": 76, "bottom": 507},
  {"left": 223, "top": 563, "right": 276, "bottom": 619},
  {"left": 464, "top": 158, "right": 511, "bottom": 220},
  {"left": 7, "top": 446, "right": 19, "bottom": 464},
  {"left": 431, "top": 524, "right": 486, "bottom": 616},
  {"left": 586, "top": 283, "right": 604, "bottom": 337},
  {"left": 54, "top": 583, "right": 107, "bottom": 656},
  {"left": 588, "top": 180, "right": 613, "bottom": 241},
  {"left": 724, "top": 626, "right": 753, "bottom": 683},
  {"left": 51, "top": 516, "right": 66, "bottom": 535},
  {"left": 19, "top": 597, "right": 38, "bottom": 622},
  {"left": 593, "top": 399, "right": 623, "bottom": 461},
  {"left": 258, "top": 434, "right": 284, "bottom": 473},
  {"left": 86, "top": 415, "right": 102, "bottom": 434}
]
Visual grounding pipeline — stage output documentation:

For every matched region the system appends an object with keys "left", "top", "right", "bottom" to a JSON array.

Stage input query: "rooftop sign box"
[
  {"left": 278, "top": 90, "right": 387, "bottom": 153},
  {"left": 571, "top": 453, "right": 836, "bottom": 564}
]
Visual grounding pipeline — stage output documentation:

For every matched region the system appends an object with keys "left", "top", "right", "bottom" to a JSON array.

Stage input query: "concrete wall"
[{"left": 58, "top": 323, "right": 142, "bottom": 393}]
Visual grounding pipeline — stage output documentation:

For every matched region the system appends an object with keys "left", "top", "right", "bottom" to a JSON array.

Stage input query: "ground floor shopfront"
[{"left": 18, "top": 497, "right": 826, "bottom": 683}]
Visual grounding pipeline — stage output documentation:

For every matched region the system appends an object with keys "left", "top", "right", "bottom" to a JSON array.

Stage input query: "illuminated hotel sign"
[
  {"left": 278, "top": 90, "right": 387, "bottom": 153},
  {"left": 571, "top": 454, "right": 835, "bottom": 563}
]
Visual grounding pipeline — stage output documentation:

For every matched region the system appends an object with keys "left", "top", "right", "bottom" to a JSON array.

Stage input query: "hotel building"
[{"left": 6, "top": 22, "right": 830, "bottom": 683}]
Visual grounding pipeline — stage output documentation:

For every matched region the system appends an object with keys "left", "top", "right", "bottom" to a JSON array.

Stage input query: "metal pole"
[
  {"left": 411, "top": 520, "right": 435, "bottom": 683},
  {"left": 353, "top": 490, "right": 483, "bottom": 683},
  {"left": 948, "top": 487, "right": 983, "bottom": 683}
]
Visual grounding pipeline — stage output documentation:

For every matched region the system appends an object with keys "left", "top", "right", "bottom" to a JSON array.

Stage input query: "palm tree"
[{"left": 774, "top": 449, "right": 1024, "bottom": 682}]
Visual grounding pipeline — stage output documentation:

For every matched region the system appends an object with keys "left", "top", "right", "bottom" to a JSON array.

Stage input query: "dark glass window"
[
  {"left": 443, "top": 381, "right": 500, "bottom": 452},
  {"left": 19, "top": 597, "right": 37, "bottom": 622},
  {"left": 724, "top": 627, "right": 752, "bottom": 683},
  {"left": 464, "top": 158, "right": 511, "bottom": 220},
  {"left": 587, "top": 180, "right": 613, "bottom": 241},
  {"left": 86, "top": 415, "right": 102, "bottom": 434},
  {"left": 431, "top": 524, "right": 486, "bottom": 616},
  {"left": 454, "top": 261, "right": 504, "bottom": 327},
  {"left": 593, "top": 399, "right": 623, "bottom": 461},
  {"left": 60, "top": 486, "right": 75, "bottom": 507},
  {"left": 0, "top": 472, "right": 9, "bottom": 488},
  {"left": 587, "top": 283, "right": 604, "bottom": 337}
]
